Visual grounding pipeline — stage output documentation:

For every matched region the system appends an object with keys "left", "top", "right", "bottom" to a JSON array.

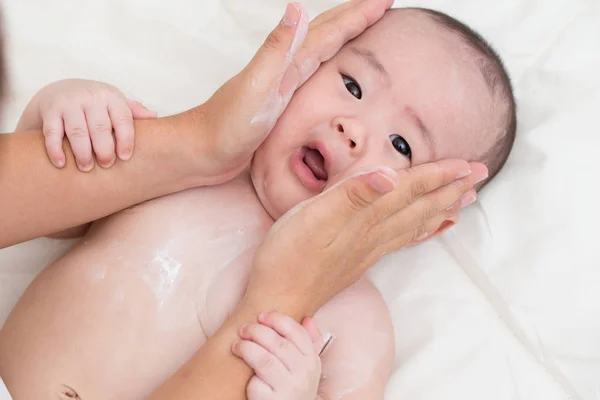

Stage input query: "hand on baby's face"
[
  {"left": 250, "top": 9, "right": 497, "bottom": 220},
  {"left": 37, "top": 79, "right": 156, "bottom": 171}
]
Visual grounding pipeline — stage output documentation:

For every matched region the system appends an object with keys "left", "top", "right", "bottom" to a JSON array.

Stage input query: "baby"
[{"left": 0, "top": 7, "right": 516, "bottom": 400}]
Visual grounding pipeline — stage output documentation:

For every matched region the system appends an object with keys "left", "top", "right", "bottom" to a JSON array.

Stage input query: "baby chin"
[{"left": 249, "top": 164, "right": 315, "bottom": 221}]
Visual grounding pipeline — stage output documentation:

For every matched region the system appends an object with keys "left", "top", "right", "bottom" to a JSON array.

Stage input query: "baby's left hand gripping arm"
[{"left": 314, "top": 278, "right": 395, "bottom": 400}]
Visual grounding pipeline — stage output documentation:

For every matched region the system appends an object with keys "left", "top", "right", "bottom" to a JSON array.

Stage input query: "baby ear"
[{"left": 409, "top": 216, "right": 459, "bottom": 246}]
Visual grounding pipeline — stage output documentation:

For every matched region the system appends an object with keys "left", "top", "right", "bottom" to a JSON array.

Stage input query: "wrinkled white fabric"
[{"left": 0, "top": 0, "right": 598, "bottom": 398}]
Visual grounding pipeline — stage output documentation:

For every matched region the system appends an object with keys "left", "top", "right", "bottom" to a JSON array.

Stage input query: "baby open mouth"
[{"left": 302, "top": 147, "right": 328, "bottom": 181}]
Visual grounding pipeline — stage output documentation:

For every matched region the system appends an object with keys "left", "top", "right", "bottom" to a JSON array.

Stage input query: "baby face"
[{"left": 251, "top": 10, "right": 497, "bottom": 219}]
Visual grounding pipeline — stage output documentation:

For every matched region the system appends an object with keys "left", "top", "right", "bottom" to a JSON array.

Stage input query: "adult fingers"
[
  {"left": 375, "top": 163, "right": 488, "bottom": 245},
  {"left": 209, "top": 2, "right": 309, "bottom": 155},
  {"left": 294, "top": 0, "right": 393, "bottom": 83},
  {"left": 244, "top": 3, "right": 308, "bottom": 102},
  {"left": 269, "top": 166, "right": 397, "bottom": 240}
]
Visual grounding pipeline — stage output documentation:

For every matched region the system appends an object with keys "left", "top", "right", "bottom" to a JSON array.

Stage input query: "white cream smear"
[
  {"left": 144, "top": 247, "right": 182, "bottom": 309},
  {"left": 250, "top": 5, "right": 309, "bottom": 129}
]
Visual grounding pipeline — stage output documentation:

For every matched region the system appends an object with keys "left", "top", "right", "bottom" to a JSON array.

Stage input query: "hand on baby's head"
[
  {"left": 35, "top": 79, "right": 156, "bottom": 171},
  {"left": 232, "top": 312, "right": 324, "bottom": 400},
  {"left": 250, "top": 8, "right": 515, "bottom": 219}
]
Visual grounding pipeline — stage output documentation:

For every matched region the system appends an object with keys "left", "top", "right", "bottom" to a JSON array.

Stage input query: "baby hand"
[
  {"left": 35, "top": 79, "right": 156, "bottom": 170},
  {"left": 233, "top": 312, "right": 324, "bottom": 400}
]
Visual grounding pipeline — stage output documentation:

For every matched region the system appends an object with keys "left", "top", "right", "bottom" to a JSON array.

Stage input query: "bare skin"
[
  {"left": 0, "top": 5, "right": 492, "bottom": 400},
  {"left": 0, "top": 173, "right": 394, "bottom": 400}
]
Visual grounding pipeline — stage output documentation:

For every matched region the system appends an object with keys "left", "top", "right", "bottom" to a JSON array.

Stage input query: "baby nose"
[{"left": 335, "top": 120, "right": 365, "bottom": 153}]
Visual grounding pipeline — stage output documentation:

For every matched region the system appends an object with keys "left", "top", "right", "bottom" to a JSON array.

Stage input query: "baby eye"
[
  {"left": 389, "top": 134, "right": 412, "bottom": 159},
  {"left": 342, "top": 75, "right": 362, "bottom": 99}
]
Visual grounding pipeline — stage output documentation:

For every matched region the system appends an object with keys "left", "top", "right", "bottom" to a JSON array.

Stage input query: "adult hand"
[
  {"left": 242, "top": 160, "right": 488, "bottom": 317},
  {"left": 176, "top": 0, "right": 394, "bottom": 185}
]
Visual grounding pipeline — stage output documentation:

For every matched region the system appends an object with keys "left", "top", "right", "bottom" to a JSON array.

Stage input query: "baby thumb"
[{"left": 127, "top": 99, "right": 158, "bottom": 119}]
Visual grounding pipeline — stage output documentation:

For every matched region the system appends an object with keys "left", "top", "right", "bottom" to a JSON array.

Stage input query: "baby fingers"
[
  {"left": 127, "top": 98, "right": 157, "bottom": 120},
  {"left": 41, "top": 114, "right": 66, "bottom": 168},
  {"left": 108, "top": 99, "right": 135, "bottom": 161},
  {"left": 239, "top": 321, "right": 307, "bottom": 372},
  {"left": 84, "top": 103, "right": 115, "bottom": 168},
  {"left": 232, "top": 338, "right": 289, "bottom": 390},
  {"left": 62, "top": 108, "right": 94, "bottom": 172}
]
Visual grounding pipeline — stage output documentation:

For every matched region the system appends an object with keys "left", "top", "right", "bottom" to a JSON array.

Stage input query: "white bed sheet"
[{"left": 1, "top": 0, "right": 598, "bottom": 398}]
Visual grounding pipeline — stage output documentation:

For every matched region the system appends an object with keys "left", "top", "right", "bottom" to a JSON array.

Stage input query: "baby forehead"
[
  {"left": 340, "top": 11, "right": 497, "bottom": 150},
  {"left": 345, "top": 9, "right": 466, "bottom": 57}
]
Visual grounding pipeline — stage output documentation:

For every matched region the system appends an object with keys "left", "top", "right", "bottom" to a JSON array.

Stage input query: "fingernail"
[
  {"left": 473, "top": 171, "right": 489, "bottom": 185},
  {"left": 232, "top": 340, "right": 241, "bottom": 353},
  {"left": 119, "top": 149, "right": 132, "bottom": 161},
  {"left": 368, "top": 170, "right": 397, "bottom": 194},
  {"left": 239, "top": 324, "right": 250, "bottom": 336},
  {"left": 99, "top": 156, "right": 116, "bottom": 169},
  {"left": 415, "top": 231, "right": 430, "bottom": 242},
  {"left": 459, "top": 192, "right": 477, "bottom": 208},
  {"left": 281, "top": 2, "right": 301, "bottom": 27},
  {"left": 258, "top": 312, "right": 269, "bottom": 323},
  {"left": 455, "top": 168, "right": 472, "bottom": 180},
  {"left": 54, "top": 158, "right": 65, "bottom": 168},
  {"left": 78, "top": 160, "right": 94, "bottom": 172}
]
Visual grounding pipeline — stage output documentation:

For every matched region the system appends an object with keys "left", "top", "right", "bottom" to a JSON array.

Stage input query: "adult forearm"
[
  {"left": 0, "top": 111, "right": 203, "bottom": 248},
  {"left": 149, "top": 294, "right": 306, "bottom": 400}
]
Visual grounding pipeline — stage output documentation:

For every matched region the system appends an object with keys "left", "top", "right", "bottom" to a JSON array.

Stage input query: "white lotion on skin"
[
  {"left": 145, "top": 248, "right": 182, "bottom": 309},
  {"left": 250, "top": 4, "right": 309, "bottom": 129}
]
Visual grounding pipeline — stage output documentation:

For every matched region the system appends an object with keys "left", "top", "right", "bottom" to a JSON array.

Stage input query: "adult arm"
[
  {"left": 0, "top": 0, "right": 394, "bottom": 249},
  {"left": 0, "top": 113, "right": 206, "bottom": 248},
  {"left": 149, "top": 2, "right": 484, "bottom": 399},
  {"left": 150, "top": 160, "right": 488, "bottom": 399}
]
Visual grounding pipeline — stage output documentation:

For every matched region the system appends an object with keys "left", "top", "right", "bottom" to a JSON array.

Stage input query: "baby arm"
[
  {"left": 16, "top": 79, "right": 156, "bottom": 238},
  {"left": 314, "top": 278, "right": 395, "bottom": 400}
]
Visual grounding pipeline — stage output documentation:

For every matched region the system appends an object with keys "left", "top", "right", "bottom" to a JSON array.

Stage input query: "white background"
[{"left": 1, "top": 0, "right": 599, "bottom": 398}]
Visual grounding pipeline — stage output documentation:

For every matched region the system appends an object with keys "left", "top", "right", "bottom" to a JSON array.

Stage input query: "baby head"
[{"left": 251, "top": 7, "right": 516, "bottom": 219}]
